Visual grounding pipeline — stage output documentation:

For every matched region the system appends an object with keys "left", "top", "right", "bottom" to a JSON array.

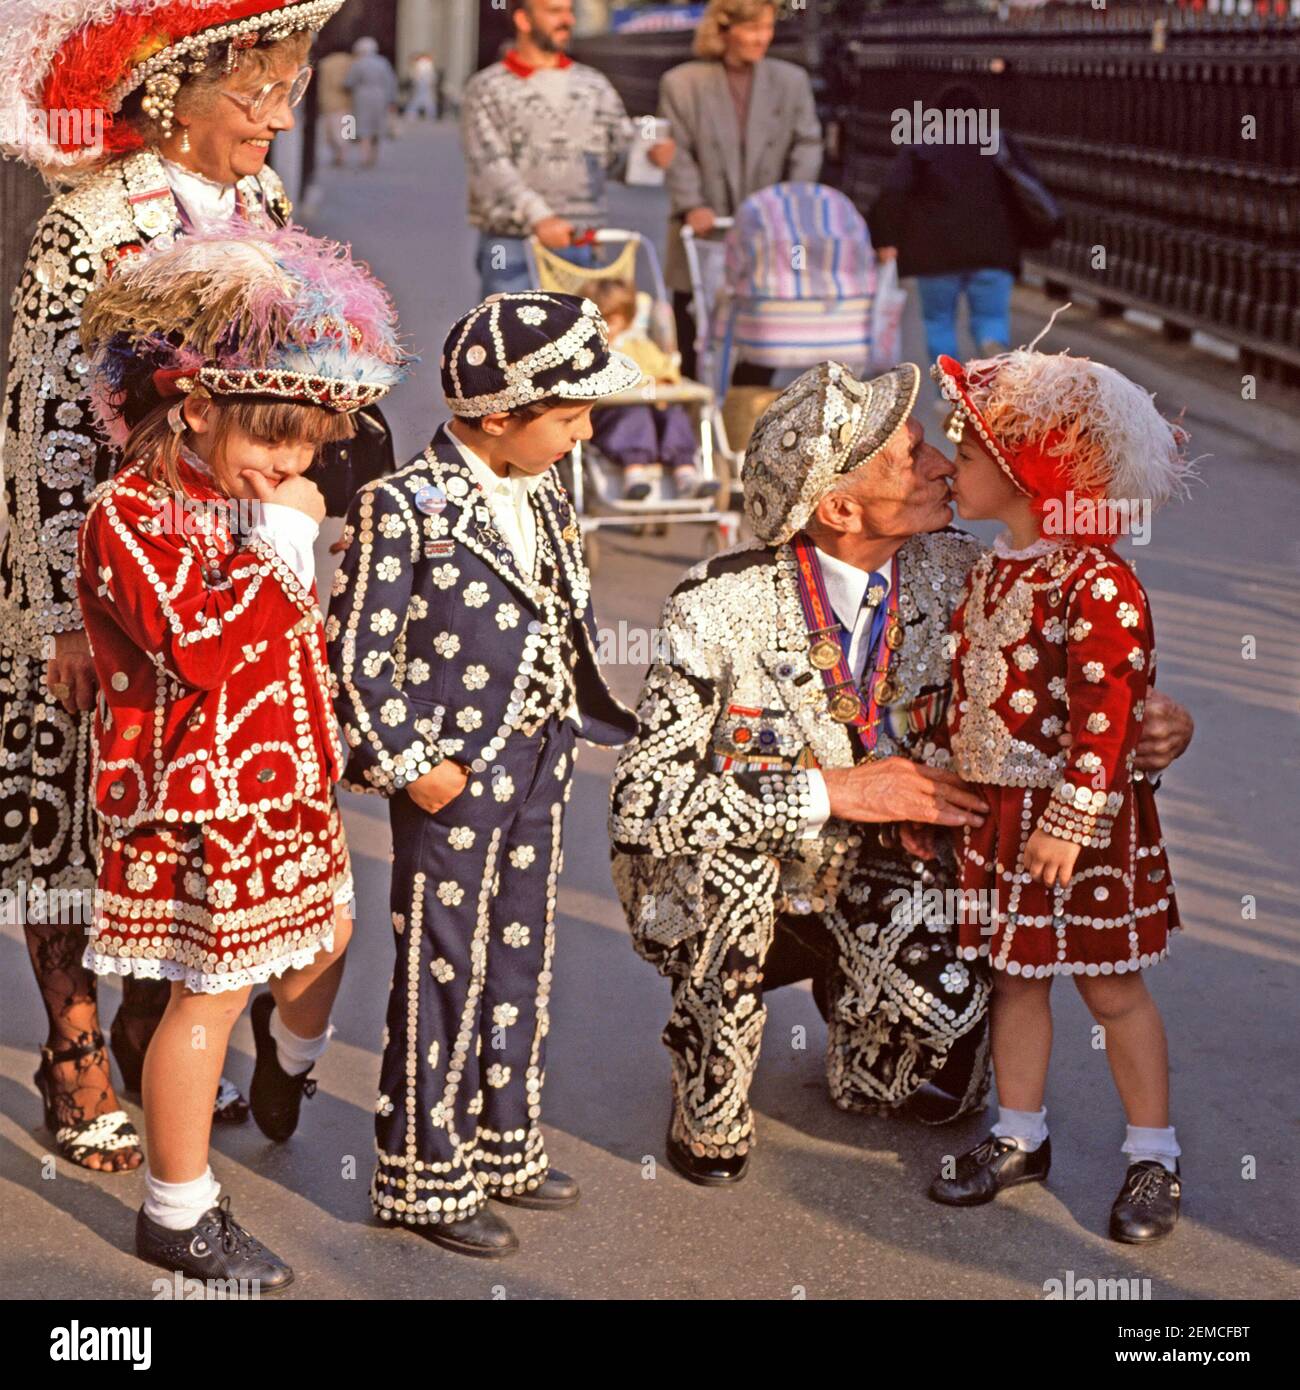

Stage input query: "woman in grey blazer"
[{"left": 658, "top": 0, "right": 823, "bottom": 381}]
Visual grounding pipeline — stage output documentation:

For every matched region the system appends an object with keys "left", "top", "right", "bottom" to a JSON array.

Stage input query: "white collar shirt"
[
  {"left": 813, "top": 545, "right": 894, "bottom": 683},
  {"left": 447, "top": 427, "right": 546, "bottom": 578}
]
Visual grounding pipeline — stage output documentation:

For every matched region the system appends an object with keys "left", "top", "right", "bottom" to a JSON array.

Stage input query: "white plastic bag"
[{"left": 868, "top": 257, "right": 907, "bottom": 372}]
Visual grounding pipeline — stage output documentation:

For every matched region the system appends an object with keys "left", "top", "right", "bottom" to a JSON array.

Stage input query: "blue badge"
[{"left": 415, "top": 485, "right": 446, "bottom": 515}]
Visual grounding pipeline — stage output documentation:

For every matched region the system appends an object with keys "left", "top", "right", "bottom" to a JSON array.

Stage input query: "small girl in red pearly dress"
[
  {"left": 921, "top": 346, "right": 1191, "bottom": 1243},
  {"left": 77, "top": 227, "right": 406, "bottom": 1287}
]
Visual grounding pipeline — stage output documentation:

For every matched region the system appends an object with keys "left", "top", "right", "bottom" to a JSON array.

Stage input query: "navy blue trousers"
[{"left": 372, "top": 718, "right": 577, "bottom": 1226}]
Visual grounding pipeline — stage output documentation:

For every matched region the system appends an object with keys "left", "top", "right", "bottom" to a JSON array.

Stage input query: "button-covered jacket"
[
  {"left": 326, "top": 425, "right": 637, "bottom": 796},
  {"left": 76, "top": 457, "right": 340, "bottom": 829}
]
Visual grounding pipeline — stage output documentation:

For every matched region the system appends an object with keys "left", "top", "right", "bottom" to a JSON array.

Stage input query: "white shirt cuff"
[
  {"left": 248, "top": 502, "right": 320, "bottom": 592},
  {"left": 801, "top": 768, "right": 831, "bottom": 839}
]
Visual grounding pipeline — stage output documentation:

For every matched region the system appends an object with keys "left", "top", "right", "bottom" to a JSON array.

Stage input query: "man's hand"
[
  {"left": 647, "top": 138, "right": 676, "bottom": 169},
  {"left": 899, "top": 822, "right": 946, "bottom": 861},
  {"left": 685, "top": 206, "right": 717, "bottom": 237},
  {"left": 821, "top": 759, "right": 988, "bottom": 827},
  {"left": 45, "top": 631, "right": 96, "bottom": 714},
  {"left": 1022, "top": 827, "right": 1081, "bottom": 889},
  {"left": 1056, "top": 689, "right": 1193, "bottom": 773},
  {"left": 406, "top": 759, "right": 469, "bottom": 815},
  {"left": 1134, "top": 688, "right": 1193, "bottom": 771},
  {"left": 533, "top": 216, "right": 575, "bottom": 250}
]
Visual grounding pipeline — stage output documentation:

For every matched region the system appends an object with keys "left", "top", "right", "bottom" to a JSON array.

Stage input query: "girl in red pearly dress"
[
  {"left": 921, "top": 346, "right": 1191, "bottom": 1243},
  {"left": 76, "top": 226, "right": 405, "bottom": 1287}
]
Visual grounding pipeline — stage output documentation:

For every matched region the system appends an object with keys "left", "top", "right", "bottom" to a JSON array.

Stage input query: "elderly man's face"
[{"left": 816, "top": 416, "right": 953, "bottom": 540}]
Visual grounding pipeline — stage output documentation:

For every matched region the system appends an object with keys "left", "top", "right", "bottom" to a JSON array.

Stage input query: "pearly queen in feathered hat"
[
  {"left": 0, "top": 0, "right": 345, "bottom": 177},
  {"left": 742, "top": 360, "right": 922, "bottom": 546}
]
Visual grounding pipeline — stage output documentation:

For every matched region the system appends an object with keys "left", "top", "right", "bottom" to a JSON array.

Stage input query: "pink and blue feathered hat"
[{"left": 82, "top": 223, "right": 410, "bottom": 443}]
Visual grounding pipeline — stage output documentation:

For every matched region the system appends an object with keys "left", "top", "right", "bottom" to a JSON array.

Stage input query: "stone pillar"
[{"left": 436, "top": 0, "right": 481, "bottom": 109}]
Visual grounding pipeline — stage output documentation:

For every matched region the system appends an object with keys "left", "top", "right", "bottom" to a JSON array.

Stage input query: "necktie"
[{"left": 840, "top": 572, "right": 889, "bottom": 682}]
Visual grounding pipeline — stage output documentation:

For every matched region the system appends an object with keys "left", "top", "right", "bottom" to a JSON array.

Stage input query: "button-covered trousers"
[{"left": 372, "top": 718, "right": 576, "bottom": 1226}]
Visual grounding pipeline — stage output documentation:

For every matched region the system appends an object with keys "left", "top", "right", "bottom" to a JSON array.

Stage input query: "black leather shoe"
[
  {"left": 665, "top": 1129, "right": 749, "bottom": 1186},
  {"left": 492, "top": 1168, "right": 579, "bottom": 1210},
  {"left": 393, "top": 1207, "right": 519, "bottom": 1259},
  {"left": 135, "top": 1197, "right": 293, "bottom": 1290},
  {"left": 249, "top": 992, "right": 317, "bottom": 1142},
  {"left": 928, "top": 1133, "right": 1051, "bottom": 1206},
  {"left": 1109, "top": 1160, "right": 1181, "bottom": 1243}
]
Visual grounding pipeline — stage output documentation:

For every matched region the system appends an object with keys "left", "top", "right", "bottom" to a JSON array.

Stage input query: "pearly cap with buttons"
[
  {"left": 441, "top": 290, "right": 644, "bottom": 418},
  {"left": 742, "top": 360, "right": 922, "bottom": 545}
]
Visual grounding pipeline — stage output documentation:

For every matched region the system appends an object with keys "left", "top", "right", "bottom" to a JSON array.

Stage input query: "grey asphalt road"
[{"left": 1, "top": 120, "right": 1296, "bottom": 1302}]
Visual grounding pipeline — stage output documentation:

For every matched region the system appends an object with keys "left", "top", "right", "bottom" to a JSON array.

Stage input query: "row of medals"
[{"left": 808, "top": 613, "right": 905, "bottom": 724}]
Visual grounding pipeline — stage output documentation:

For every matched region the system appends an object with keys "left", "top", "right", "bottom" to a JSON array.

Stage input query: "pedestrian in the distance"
[
  {"left": 658, "top": 0, "right": 823, "bottom": 381},
  {"left": 926, "top": 347, "right": 1190, "bottom": 1243},
  {"left": 406, "top": 52, "right": 438, "bottom": 120},
  {"left": 75, "top": 227, "right": 406, "bottom": 1287},
  {"left": 460, "top": 0, "right": 673, "bottom": 297},
  {"left": 868, "top": 81, "right": 1050, "bottom": 371},
  {"left": 328, "top": 291, "right": 640, "bottom": 1258},
  {"left": 317, "top": 47, "right": 355, "bottom": 169},
  {"left": 345, "top": 36, "right": 399, "bottom": 170}
]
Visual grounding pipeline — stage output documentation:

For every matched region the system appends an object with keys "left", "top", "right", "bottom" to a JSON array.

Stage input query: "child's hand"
[
  {"left": 1023, "top": 828, "right": 1081, "bottom": 889},
  {"left": 242, "top": 470, "right": 326, "bottom": 525},
  {"left": 406, "top": 759, "right": 469, "bottom": 815},
  {"left": 899, "top": 822, "right": 946, "bottom": 862}
]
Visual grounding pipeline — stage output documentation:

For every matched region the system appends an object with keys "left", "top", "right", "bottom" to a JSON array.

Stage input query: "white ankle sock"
[
  {"left": 1122, "top": 1124, "right": 1180, "bottom": 1173},
  {"left": 991, "top": 1105, "right": 1048, "bottom": 1151},
  {"left": 269, "top": 1009, "right": 334, "bottom": 1076},
  {"left": 143, "top": 1167, "right": 220, "bottom": 1231}
]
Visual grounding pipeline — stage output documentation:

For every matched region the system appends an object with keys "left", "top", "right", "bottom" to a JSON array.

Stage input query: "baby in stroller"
[{"left": 579, "top": 279, "right": 709, "bottom": 500}]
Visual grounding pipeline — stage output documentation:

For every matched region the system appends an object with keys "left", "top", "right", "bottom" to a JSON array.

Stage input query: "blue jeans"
[
  {"left": 916, "top": 268, "right": 1015, "bottom": 364},
  {"left": 475, "top": 233, "right": 597, "bottom": 298}
]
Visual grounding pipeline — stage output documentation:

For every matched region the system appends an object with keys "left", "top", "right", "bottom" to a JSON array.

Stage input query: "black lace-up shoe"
[
  {"left": 665, "top": 1128, "right": 750, "bottom": 1186},
  {"left": 492, "top": 1168, "right": 580, "bottom": 1209},
  {"left": 928, "top": 1133, "right": 1052, "bottom": 1206},
  {"left": 136, "top": 1197, "right": 293, "bottom": 1290},
  {"left": 249, "top": 992, "right": 317, "bottom": 1142},
  {"left": 393, "top": 1206, "right": 520, "bottom": 1259},
  {"left": 1109, "top": 1160, "right": 1181, "bottom": 1243}
]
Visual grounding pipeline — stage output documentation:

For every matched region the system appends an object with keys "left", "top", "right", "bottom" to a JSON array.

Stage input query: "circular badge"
[
  {"left": 415, "top": 485, "right": 446, "bottom": 515},
  {"left": 830, "top": 692, "right": 860, "bottom": 722},
  {"left": 444, "top": 475, "right": 469, "bottom": 498}
]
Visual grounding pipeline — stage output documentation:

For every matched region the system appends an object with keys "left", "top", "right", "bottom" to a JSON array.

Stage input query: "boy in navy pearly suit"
[{"left": 328, "top": 292, "right": 639, "bottom": 1258}]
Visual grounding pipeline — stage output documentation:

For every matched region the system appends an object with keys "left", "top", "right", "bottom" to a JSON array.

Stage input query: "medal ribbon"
[{"left": 791, "top": 535, "right": 900, "bottom": 750}]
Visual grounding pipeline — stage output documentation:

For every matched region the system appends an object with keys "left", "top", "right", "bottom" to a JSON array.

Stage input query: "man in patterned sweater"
[
  {"left": 460, "top": 0, "right": 672, "bottom": 295},
  {"left": 608, "top": 361, "right": 1195, "bottom": 1187}
]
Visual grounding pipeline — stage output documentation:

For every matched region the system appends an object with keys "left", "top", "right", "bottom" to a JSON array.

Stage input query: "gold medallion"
[
  {"left": 809, "top": 638, "right": 841, "bottom": 670},
  {"left": 562, "top": 524, "right": 579, "bottom": 542},
  {"left": 830, "top": 691, "right": 860, "bottom": 722},
  {"left": 875, "top": 676, "right": 901, "bottom": 705},
  {"left": 885, "top": 617, "right": 905, "bottom": 650}
]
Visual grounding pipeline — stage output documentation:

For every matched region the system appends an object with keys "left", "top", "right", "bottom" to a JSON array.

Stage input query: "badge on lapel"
[{"left": 415, "top": 485, "right": 446, "bottom": 515}]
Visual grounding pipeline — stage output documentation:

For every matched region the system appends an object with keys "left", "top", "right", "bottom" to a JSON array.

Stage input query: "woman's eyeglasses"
[{"left": 222, "top": 66, "right": 313, "bottom": 123}]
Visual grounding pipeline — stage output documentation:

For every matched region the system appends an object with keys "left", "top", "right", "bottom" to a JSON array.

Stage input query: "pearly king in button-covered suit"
[
  {"left": 328, "top": 291, "right": 640, "bottom": 1227},
  {"left": 610, "top": 363, "right": 991, "bottom": 1162}
]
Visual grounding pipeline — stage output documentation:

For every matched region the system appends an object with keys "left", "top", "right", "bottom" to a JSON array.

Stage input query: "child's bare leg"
[
  {"left": 143, "top": 981, "right": 251, "bottom": 1181},
  {"left": 268, "top": 905, "right": 352, "bottom": 1039},
  {"left": 1074, "top": 973, "right": 1169, "bottom": 1127},
  {"left": 990, "top": 972, "right": 1053, "bottom": 1111}
]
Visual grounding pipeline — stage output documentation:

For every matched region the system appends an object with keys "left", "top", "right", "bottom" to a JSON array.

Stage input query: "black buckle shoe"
[
  {"left": 249, "top": 992, "right": 317, "bottom": 1142},
  {"left": 136, "top": 1197, "right": 293, "bottom": 1290},
  {"left": 492, "top": 1168, "right": 580, "bottom": 1210},
  {"left": 391, "top": 1207, "right": 519, "bottom": 1259},
  {"left": 1109, "top": 1160, "right": 1181, "bottom": 1243},
  {"left": 665, "top": 1128, "right": 750, "bottom": 1186},
  {"left": 111, "top": 1009, "right": 249, "bottom": 1124},
  {"left": 928, "top": 1133, "right": 1051, "bottom": 1206}
]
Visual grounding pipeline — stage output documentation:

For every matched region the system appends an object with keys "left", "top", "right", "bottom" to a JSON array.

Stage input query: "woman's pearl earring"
[{"left": 179, "top": 126, "right": 191, "bottom": 154}]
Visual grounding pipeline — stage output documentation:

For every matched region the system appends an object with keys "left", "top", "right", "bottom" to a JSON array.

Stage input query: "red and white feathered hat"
[
  {"left": 932, "top": 348, "right": 1190, "bottom": 539},
  {"left": 0, "top": 0, "right": 344, "bottom": 177}
]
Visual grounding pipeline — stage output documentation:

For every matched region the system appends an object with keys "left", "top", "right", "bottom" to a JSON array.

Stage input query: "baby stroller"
[
  {"left": 682, "top": 181, "right": 905, "bottom": 466},
  {"left": 523, "top": 230, "right": 739, "bottom": 572}
]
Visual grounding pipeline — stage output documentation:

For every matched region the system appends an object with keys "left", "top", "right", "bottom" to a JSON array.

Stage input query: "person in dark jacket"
[{"left": 869, "top": 84, "right": 1043, "bottom": 367}]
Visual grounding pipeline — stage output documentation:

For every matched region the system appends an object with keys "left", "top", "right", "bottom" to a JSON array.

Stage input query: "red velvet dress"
[
  {"left": 946, "top": 539, "right": 1178, "bottom": 978},
  {"left": 76, "top": 456, "right": 350, "bottom": 994}
]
